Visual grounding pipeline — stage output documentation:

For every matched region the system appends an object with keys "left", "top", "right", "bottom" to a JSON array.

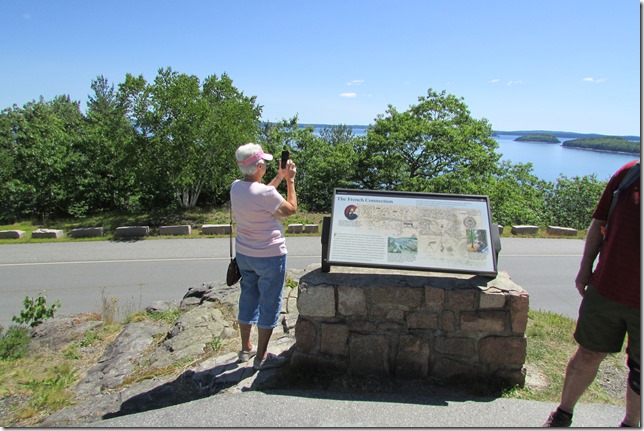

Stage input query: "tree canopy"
[
  {"left": 354, "top": 89, "right": 500, "bottom": 195},
  {"left": 0, "top": 74, "right": 608, "bottom": 230}
]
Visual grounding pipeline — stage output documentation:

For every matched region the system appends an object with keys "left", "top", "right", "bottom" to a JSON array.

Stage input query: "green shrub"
[
  {"left": 0, "top": 325, "right": 31, "bottom": 361},
  {"left": 12, "top": 293, "right": 61, "bottom": 328}
]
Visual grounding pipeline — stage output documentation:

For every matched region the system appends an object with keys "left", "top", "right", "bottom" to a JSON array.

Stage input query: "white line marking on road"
[{"left": 0, "top": 256, "right": 322, "bottom": 267}]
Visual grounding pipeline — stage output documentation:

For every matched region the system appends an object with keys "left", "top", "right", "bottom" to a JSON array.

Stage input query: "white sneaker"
[
  {"left": 253, "top": 352, "right": 286, "bottom": 370},
  {"left": 238, "top": 346, "right": 257, "bottom": 362}
]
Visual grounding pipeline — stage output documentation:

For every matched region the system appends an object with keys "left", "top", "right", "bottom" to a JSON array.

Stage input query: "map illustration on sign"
[{"left": 327, "top": 189, "right": 497, "bottom": 275}]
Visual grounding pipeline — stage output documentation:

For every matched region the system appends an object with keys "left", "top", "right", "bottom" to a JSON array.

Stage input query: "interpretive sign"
[{"left": 325, "top": 188, "right": 498, "bottom": 276}]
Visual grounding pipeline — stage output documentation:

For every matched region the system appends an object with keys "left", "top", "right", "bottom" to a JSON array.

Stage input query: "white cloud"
[
  {"left": 506, "top": 80, "right": 523, "bottom": 86},
  {"left": 488, "top": 79, "right": 501, "bottom": 84},
  {"left": 346, "top": 80, "right": 364, "bottom": 86},
  {"left": 340, "top": 92, "right": 357, "bottom": 98},
  {"left": 583, "top": 77, "right": 607, "bottom": 84}
]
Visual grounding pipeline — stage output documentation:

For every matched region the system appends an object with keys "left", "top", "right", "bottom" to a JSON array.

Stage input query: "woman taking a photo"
[{"left": 230, "top": 143, "right": 297, "bottom": 370}]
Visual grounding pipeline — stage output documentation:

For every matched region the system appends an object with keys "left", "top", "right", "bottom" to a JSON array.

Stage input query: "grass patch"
[
  {"left": 126, "top": 307, "right": 186, "bottom": 325},
  {"left": 502, "top": 310, "right": 627, "bottom": 405},
  {"left": 0, "top": 322, "right": 120, "bottom": 426}
]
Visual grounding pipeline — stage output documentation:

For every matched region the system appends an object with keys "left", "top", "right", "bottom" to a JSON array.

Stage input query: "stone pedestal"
[{"left": 293, "top": 266, "right": 528, "bottom": 388}]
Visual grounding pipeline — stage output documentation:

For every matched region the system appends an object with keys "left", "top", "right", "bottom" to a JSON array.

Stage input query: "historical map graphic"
[{"left": 328, "top": 192, "right": 496, "bottom": 274}]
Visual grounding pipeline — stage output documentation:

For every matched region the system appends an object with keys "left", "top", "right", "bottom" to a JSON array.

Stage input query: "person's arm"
[
  {"left": 273, "top": 159, "right": 297, "bottom": 218},
  {"left": 574, "top": 218, "right": 605, "bottom": 296},
  {"left": 267, "top": 173, "right": 284, "bottom": 189}
]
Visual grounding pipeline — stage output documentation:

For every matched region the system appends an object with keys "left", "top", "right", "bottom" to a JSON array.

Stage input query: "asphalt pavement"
[
  {"left": 0, "top": 236, "right": 586, "bottom": 327},
  {"left": 90, "top": 388, "right": 625, "bottom": 428}
]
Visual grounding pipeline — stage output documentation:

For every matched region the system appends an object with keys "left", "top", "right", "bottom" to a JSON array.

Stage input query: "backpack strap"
[{"left": 602, "top": 162, "right": 640, "bottom": 241}]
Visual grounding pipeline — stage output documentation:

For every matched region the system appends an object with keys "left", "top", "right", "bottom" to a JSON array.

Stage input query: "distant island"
[
  {"left": 562, "top": 136, "right": 640, "bottom": 154},
  {"left": 300, "top": 124, "right": 641, "bottom": 155},
  {"left": 514, "top": 134, "right": 560, "bottom": 144},
  {"left": 494, "top": 130, "right": 640, "bottom": 141}
]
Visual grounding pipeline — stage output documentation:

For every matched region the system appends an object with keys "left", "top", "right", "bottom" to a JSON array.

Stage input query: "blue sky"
[{"left": 1, "top": 0, "right": 640, "bottom": 135}]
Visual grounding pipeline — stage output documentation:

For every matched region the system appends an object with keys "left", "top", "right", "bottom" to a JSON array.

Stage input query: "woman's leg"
[
  {"left": 254, "top": 254, "right": 287, "bottom": 360},
  {"left": 239, "top": 323, "right": 253, "bottom": 352},
  {"left": 235, "top": 253, "right": 261, "bottom": 352}
]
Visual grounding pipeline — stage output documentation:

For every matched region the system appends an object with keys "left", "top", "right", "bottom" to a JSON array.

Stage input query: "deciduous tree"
[
  {"left": 354, "top": 89, "right": 500, "bottom": 195},
  {"left": 118, "top": 68, "right": 262, "bottom": 209}
]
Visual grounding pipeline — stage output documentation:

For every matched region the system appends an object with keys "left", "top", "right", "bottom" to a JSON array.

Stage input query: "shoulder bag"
[{"left": 226, "top": 203, "right": 242, "bottom": 286}]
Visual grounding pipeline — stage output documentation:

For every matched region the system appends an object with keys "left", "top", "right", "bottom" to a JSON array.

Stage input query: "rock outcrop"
[{"left": 36, "top": 275, "right": 300, "bottom": 427}]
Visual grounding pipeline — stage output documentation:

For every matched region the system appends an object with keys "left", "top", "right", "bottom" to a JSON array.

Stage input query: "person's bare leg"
[
  {"left": 622, "top": 384, "right": 641, "bottom": 427},
  {"left": 559, "top": 346, "right": 607, "bottom": 413},
  {"left": 256, "top": 327, "right": 274, "bottom": 360},
  {"left": 239, "top": 323, "right": 253, "bottom": 352}
]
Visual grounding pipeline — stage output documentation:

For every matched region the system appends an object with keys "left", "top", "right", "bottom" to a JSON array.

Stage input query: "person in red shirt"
[{"left": 544, "top": 160, "right": 640, "bottom": 427}]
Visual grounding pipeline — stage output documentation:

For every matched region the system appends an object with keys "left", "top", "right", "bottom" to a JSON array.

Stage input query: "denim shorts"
[
  {"left": 235, "top": 252, "right": 286, "bottom": 329},
  {"left": 574, "top": 284, "right": 640, "bottom": 365}
]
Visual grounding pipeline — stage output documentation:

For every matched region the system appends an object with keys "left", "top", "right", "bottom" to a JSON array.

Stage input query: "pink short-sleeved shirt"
[{"left": 231, "top": 180, "right": 286, "bottom": 257}]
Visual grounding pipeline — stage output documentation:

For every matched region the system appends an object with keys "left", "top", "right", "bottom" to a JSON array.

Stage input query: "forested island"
[
  {"left": 514, "top": 134, "right": 560, "bottom": 143},
  {"left": 562, "top": 136, "right": 640, "bottom": 154},
  {"left": 506, "top": 133, "right": 640, "bottom": 154}
]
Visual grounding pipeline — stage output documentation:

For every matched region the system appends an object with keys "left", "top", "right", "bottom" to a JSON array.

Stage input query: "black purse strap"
[{"left": 229, "top": 199, "right": 234, "bottom": 259}]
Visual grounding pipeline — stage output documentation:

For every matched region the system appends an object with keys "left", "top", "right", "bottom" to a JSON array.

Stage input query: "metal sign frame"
[{"left": 322, "top": 188, "right": 499, "bottom": 276}]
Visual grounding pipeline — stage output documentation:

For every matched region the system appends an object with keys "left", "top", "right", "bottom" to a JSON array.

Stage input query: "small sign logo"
[{"left": 344, "top": 205, "right": 358, "bottom": 220}]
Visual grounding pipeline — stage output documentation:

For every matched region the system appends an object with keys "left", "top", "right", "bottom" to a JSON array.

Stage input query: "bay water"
[
  {"left": 493, "top": 134, "right": 638, "bottom": 183},
  {"left": 336, "top": 127, "right": 638, "bottom": 183}
]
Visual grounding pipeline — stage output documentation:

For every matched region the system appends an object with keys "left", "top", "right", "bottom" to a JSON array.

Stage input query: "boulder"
[
  {"left": 510, "top": 225, "right": 539, "bottom": 235},
  {"left": 0, "top": 230, "right": 26, "bottom": 239},
  {"left": 546, "top": 226, "right": 577, "bottom": 236},
  {"left": 287, "top": 224, "right": 304, "bottom": 234},
  {"left": 68, "top": 227, "right": 104, "bottom": 238},
  {"left": 31, "top": 229, "right": 64, "bottom": 239},
  {"left": 159, "top": 225, "right": 191, "bottom": 236},
  {"left": 201, "top": 224, "right": 231, "bottom": 235},
  {"left": 114, "top": 226, "right": 150, "bottom": 238}
]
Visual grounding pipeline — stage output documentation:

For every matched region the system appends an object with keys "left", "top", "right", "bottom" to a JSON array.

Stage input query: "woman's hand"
[
  {"left": 274, "top": 159, "right": 297, "bottom": 217},
  {"left": 279, "top": 159, "right": 296, "bottom": 181}
]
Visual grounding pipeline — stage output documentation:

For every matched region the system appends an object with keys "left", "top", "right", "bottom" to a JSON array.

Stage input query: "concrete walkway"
[
  {"left": 89, "top": 335, "right": 626, "bottom": 428},
  {"left": 91, "top": 388, "right": 625, "bottom": 428}
]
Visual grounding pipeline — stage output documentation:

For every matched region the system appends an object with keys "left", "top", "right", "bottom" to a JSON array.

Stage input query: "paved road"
[{"left": 0, "top": 237, "right": 585, "bottom": 327}]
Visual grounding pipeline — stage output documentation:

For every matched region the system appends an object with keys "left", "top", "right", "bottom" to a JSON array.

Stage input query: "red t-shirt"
[{"left": 590, "top": 159, "right": 640, "bottom": 308}]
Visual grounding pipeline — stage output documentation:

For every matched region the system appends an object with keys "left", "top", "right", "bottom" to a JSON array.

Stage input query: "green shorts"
[{"left": 574, "top": 284, "right": 640, "bottom": 366}]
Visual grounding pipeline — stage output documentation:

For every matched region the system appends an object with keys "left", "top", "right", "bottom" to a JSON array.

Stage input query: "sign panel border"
[{"left": 325, "top": 188, "right": 499, "bottom": 276}]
